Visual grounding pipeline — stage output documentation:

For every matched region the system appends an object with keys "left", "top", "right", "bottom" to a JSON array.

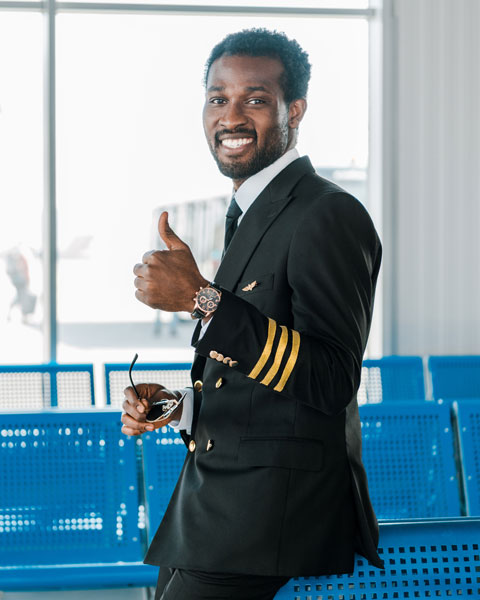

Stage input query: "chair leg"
[{"left": 143, "top": 586, "right": 156, "bottom": 600}]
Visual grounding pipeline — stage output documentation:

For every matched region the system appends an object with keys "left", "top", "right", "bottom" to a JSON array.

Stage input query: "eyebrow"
[
  {"left": 245, "top": 85, "right": 271, "bottom": 93},
  {"left": 207, "top": 85, "right": 272, "bottom": 93}
]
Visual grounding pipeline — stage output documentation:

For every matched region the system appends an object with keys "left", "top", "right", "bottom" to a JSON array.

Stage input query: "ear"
[{"left": 288, "top": 98, "right": 307, "bottom": 129}]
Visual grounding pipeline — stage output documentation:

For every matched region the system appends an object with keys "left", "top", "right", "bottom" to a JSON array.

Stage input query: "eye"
[
  {"left": 247, "top": 98, "right": 266, "bottom": 105},
  {"left": 209, "top": 97, "right": 227, "bottom": 105}
]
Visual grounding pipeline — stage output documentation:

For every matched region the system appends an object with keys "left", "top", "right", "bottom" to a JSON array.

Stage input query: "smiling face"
[{"left": 203, "top": 54, "right": 306, "bottom": 188}]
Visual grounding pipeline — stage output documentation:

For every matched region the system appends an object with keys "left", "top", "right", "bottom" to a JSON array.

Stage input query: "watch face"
[{"left": 197, "top": 287, "right": 221, "bottom": 313}]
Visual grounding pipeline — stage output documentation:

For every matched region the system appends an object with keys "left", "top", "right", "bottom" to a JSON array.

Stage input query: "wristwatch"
[{"left": 191, "top": 282, "right": 222, "bottom": 319}]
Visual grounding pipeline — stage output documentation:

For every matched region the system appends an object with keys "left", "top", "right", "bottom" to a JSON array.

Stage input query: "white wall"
[{"left": 382, "top": 0, "right": 480, "bottom": 355}]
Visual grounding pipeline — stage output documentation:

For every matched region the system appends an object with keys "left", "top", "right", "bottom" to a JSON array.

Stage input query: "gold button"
[
  {"left": 206, "top": 440, "right": 214, "bottom": 452},
  {"left": 229, "top": 361, "right": 238, "bottom": 368},
  {"left": 189, "top": 440, "right": 196, "bottom": 452},
  {"left": 209, "top": 350, "right": 218, "bottom": 359},
  {"left": 216, "top": 354, "right": 224, "bottom": 362},
  {"left": 194, "top": 380, "right": 203, "bottom": 392},
  {"left": 215, "top": 377, "right": 223, "bottom": 389}
]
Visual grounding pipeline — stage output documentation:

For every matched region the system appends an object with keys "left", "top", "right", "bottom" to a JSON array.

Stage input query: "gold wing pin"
[{"left": 242, "top": 280, "right": 258, "bottom": 292}]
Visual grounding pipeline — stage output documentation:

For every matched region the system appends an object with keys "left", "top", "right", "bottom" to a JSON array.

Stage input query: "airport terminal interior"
[{"left": 1, "top": 0, "right": 479, "bottom": 598}]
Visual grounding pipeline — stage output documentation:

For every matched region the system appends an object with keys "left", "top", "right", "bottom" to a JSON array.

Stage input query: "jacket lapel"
[{"left": 214, "top": 156, "right": 315, "bottom": 291}]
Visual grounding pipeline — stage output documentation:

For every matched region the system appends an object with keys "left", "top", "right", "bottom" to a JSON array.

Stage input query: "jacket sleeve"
[{"left": 193, "top": 192, "right": 382, "bottom": 416}]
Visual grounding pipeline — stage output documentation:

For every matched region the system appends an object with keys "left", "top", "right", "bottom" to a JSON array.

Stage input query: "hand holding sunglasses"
[{"left": 128, "top": 353, "right": 185, "bottom": 424}]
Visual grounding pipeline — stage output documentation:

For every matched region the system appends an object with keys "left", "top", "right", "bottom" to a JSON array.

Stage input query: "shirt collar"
[{"left": 234, "top": 148, "right": 300, "bottom": 221}]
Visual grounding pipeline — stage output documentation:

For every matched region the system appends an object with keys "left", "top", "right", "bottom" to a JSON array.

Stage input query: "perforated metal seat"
[
  {"left": 429, "top": 355, "right": 480, "bottom": 401},
  {"left": 453, "top": 399, "right": 480, "bottom": 516},
  {"left": 275, "top": 518, "right": 480, "bottom": 599},
  {"left": 0, "top": 410, "right": 157, "bottom": 590},
  {"left": 358, "top": 356, "right": 426, "bottom": 404},
  {"left": 0, "top": 363, "right": 95, "bottom": 409},
  {"left": 360, "top": 401, "right": 461, "bottom": 519},
  {"left": 104, "top": 362, "right": 192, "bottom": 407}
]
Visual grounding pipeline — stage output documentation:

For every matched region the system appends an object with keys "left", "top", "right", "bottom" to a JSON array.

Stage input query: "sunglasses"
[{"left": 128, "top": 353, "right": 184, "bottom": 423}]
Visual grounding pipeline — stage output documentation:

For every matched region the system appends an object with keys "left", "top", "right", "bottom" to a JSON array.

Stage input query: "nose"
[{"left": 219, "top": 101, "right": 248, "bottom": 130}]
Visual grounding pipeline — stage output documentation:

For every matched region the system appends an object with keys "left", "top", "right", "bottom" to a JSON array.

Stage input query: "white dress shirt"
[{"left": 170, "top": 148, "right": 300, "bottom": 433}]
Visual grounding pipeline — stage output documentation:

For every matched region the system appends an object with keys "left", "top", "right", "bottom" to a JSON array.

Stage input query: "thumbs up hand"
[
  {"left": 156, "top": 211, "right": 186, "bottom": 252},
  {"left": 133, "top": 212, "right": 208, "bottom": 312}
]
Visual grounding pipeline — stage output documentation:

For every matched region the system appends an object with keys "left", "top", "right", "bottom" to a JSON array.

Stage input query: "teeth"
[{"left": 221, "top": 138, "right": 254, "bottom": 149}]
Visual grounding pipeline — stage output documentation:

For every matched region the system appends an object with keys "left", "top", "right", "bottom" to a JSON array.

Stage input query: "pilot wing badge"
[{"left": 242, "top": 280, "right": 258, "bottom": 292}]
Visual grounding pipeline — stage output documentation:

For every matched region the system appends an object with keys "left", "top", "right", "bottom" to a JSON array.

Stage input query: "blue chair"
[
  {"left": 429, "top": 355, "right": 480, "bottom": 401},
  {"left": 360, "top": 401, "right": 461, "bottom": 518},
  {"left": 104, "top": 362, "right": 192, "bottom": 407},
  {"left": 453, "top": 399, "right": 480, "bottom": 516},
  {"left": 0, "top": 410, "right": 157, "bottom": 590},
  {"left": 358, "top": 356, "right": 426, "bottom": 404},
  {"left": 141, "top": 402, "right": 462, "bottom": 545},
  {"left": 142, "top": 426, "right": 187, "bottom": 541},
  {"left": 0, "top": 363, "right": 95, "bottom": 409},
  {"left": 275, "top": 518, "right": 480, "bottom": 599}
]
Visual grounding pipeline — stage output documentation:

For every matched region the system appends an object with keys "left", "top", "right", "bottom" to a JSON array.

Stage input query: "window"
[
  {"left": 0, "top": 12, "right": 44, "bottom": 363},
  {"left": 1, "top": 2, "right": 379, "bottom": 385}
]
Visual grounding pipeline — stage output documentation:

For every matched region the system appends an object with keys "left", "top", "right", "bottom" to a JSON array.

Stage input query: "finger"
[
  {"left": 123, "top": 386, "right": 150, "bottom": 413},
  {"left": 137, "top": 397, "right": 150, "bottom": 412},
  {"left": 121, "top": 413, "right": 143, "bottom": 435},
  {"left": 121, "top": 412, "right": 154, "bottom": 433},
  {"left": 158, "top": 211, "right": 187, "bottom": 251},
  {"left": 122, "top": 398, "right": 147, "bottom": 421},
  {"left": 134, "top": 276, "right": 146, "bottom": 291},
  {"left": 121, "top": 423, "right": 153, "bottom": 436},
  {"left": 121, "top": 425, "right": 142, "bottom": 436},
  {"left": 133, "top": 263, "right": 147, "bottom": 276},
  {"left": 141, "top": 250, "right": 156, "bottom": 264},
  {"left": 135, "top": 289, "right": 146, "bottom": 304}
]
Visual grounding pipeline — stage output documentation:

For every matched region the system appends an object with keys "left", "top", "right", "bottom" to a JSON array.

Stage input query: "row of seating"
[
  {"left": 0, "top": 361, "right": 191, "bottom": 409},
  {"left": 1, "top": 354, "right": 480, "bottom": 409},
  {"left": 142, "top": 400, "right": 480, "bottom": 525},
  {"left": 359, "top": 355, "right": 480, "bottom": 404},
  {"left": 1, "top": 361, "right": 479, "bottom": 522},
  {"left": 0, "top": 410, "right": 157, "bottom": 590},
  {"left": 361, "top": 400, "right": 479, "bottom": 518},
  {"left": 1, "top": 408, "right": 479, "bottom": 596},
  {"left": 276, "top": 518, "right": 480, "bottom": 600},
  {"left": 145, "top": 400, "right": 480, "bottom": 527}
]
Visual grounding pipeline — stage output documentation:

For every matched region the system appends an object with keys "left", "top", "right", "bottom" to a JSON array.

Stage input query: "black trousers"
[{"left": 154, "top": 567, "right": 290, "bottom": 600}]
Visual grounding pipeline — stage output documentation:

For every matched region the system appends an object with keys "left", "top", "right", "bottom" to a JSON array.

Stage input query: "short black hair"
[{"left": 204, "top": 28, "right": 311, "bottom": 105}]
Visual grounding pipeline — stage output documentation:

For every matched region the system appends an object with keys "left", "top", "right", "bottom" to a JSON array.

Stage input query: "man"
[{"left": 122, "top": 28, "right": 383, "bottom": 600}]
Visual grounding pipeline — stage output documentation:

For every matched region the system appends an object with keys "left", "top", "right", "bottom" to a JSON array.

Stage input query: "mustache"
[{"left": 214, "top": 128, "right": 257, "bottom": 145}]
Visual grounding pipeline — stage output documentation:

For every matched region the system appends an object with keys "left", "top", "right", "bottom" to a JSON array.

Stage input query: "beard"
[{"left": 209, "top": 119, "right": 289, "bottom": 180}]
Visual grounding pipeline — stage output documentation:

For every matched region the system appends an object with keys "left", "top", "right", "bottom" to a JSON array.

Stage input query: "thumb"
[{"left": 158, "top": 211, "right": 186, "bottom": 251}]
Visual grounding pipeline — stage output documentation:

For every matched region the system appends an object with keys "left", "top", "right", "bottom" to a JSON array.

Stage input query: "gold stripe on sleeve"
[
  {"left": 274, "top": 329, "right": 301, "bottom": 392},
  {"left": 260, "top": 326, "right": 289, "bottom": 386},
  {"left": 248, "top": 318, "right": 277, "bottom": 380}
]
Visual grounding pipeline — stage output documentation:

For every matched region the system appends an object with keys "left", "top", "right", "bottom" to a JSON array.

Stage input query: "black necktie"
[{"left": 224, "top": 196, "right": 243, "bottom": 253}]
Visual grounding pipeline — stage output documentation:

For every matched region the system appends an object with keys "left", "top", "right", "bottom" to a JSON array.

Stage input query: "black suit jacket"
[{"left": 145, "top": 156, "right": 384, "bottom": 576}]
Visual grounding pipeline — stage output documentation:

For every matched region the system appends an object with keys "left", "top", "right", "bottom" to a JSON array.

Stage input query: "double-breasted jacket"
[{"left": 145, "top": 156, "right": 384, "bottom": 576}]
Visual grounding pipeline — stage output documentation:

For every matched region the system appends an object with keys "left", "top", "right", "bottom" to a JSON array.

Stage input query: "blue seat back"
[
  {"left": 360, "top": 401, "right": 461, "bottom": 518},
  {"left": 453, "top": 399, "right": 480, "bottom": 516},
  {"left": 0, "top": 410, "right": 144, "bottom": 566},
  {"left": 359, "top": 356, "right": 425, "bottom": 404},
  {"left": 104, "top": 362, "right": 192, "bottom": 407},
  {"left": 275, "top": 518, "right": 480, "bottom": 599},
  {"left": 429, "top": 355, "right": 480, "bottom": 401},
  {"left": 0, "top": 364, "right": 95, "bottom": 409},
  {"left": 142, "top": 426, "right": 187, "bottom": 541}
]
